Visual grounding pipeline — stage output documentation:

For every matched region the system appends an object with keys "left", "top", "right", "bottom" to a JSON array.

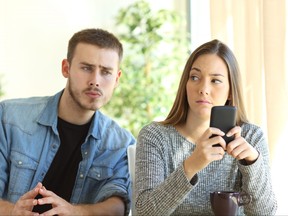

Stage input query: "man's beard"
[{"left": 68, "top": 84, "right": 100, "bottom": 111}]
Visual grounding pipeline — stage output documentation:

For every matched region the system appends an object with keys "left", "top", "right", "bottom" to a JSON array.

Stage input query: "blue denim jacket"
[{"left": 0, "top": 90, "right": 135, "bottom": 214}]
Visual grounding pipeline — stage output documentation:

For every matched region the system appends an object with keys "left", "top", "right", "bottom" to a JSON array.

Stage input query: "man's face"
[{"left": 62, "top": 43, "right": 121, "bottom": 111}]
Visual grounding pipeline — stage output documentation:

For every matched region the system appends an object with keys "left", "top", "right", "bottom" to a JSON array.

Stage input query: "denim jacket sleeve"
[
  {"left": 0, "top": 102, "right": 9, "bottom": 198},
  {"left": 70, "top": 111, "right": 136, "bottom": 216}
]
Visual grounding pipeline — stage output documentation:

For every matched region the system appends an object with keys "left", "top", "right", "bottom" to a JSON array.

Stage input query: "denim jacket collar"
[{"left": 37, "top": 90, "right": 100, "bottom": 140}]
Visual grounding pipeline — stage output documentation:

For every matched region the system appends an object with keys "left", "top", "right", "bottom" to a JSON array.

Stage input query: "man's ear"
[
  {"left": 114, "top": 70, "right": 122, "bottom": 88},
  {"left": 62, "top": 59, "right": 70, "bottom": 78}
]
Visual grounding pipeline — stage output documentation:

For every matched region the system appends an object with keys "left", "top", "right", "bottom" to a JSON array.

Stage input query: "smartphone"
[{"left": 209, "top": 106, "right": 237, "bottom": 145}]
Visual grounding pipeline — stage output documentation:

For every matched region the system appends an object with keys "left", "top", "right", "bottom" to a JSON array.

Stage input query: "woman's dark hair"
[{"left": 161, "top": 39, "right": 248, "bottom": 126}]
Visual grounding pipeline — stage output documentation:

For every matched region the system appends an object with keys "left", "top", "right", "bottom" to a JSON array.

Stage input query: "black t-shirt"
[{"left": 33, "top": 117, "right": 91, "bottom": 213}]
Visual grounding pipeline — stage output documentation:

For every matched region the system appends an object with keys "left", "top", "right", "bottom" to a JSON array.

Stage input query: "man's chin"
[
  {"left": 85, "top": 105, "right": 100, "bottom": 111},
  {"left": 81, "top": 99, "right": 108, "bottom": 111},
  {"left": 86, "top": 103, "right": 103, "bottom": 111}
]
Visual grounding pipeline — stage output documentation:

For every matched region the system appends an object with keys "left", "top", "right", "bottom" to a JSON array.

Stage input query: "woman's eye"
[
  {"left": 190, "top": 75, "right": 199, "bottom": 81},
  {"left": 212, "top": 79, "right": 222, "bottom": 84}
]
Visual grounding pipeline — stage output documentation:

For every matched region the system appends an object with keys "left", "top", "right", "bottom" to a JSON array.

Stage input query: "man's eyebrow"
[
  {"left": 79, "top": 62, "right": 114, "bottom": 71},
  {"left": 80, "top": 62, "right": 95, "bottom": 68},
  {"left": 99, "top": 65, "right": 113, "bottom": 71}
]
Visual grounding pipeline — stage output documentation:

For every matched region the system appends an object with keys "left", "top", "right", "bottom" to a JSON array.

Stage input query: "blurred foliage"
[{"left": 102, "top": 0, "right": 190, "bottom": 137}]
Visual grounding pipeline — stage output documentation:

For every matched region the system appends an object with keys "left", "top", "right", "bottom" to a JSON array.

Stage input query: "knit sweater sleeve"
[
  {"left": 238, "top": 124, "right": 277, "bottom": 215},
  {"left": 135, "top": 122, "right": 195, "bottom": 215}
]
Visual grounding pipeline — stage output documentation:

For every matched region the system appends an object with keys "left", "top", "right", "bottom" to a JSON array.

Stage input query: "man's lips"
[{"left": 85, "top": 90, "right": 102, "bottom": 98}]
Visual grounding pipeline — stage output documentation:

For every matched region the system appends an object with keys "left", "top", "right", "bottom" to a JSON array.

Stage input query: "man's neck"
[{"left": 58, "top": 90, "right": 95, "bottom": 125}]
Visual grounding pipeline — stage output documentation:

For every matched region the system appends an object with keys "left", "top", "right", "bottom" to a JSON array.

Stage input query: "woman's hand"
[
  {"left": 184, "top": 127, "right": 226, "bottom": 179},
  {"left": 226, "top": 126, "right": 259, "bottom": 164}
]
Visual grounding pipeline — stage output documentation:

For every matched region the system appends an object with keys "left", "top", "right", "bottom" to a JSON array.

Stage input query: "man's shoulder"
[
  {"left": 1, "top": 95, "right": 50, "bottom": 107},
  {"left": 0, "top": 95, "right": 54, "bottom": 128},
  {"left": 96, "top": 111, "right": 135, "bottom": 141},
  {"left": 0, "top": 91, "right": 62, "bottom": 113}
]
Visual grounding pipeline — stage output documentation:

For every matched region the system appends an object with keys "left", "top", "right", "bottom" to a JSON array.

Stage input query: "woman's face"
[{"left": 186, "top": 53, "right": 230, "bottom": 121}]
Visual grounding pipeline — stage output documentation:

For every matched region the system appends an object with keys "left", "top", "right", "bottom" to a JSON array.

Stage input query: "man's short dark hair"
[{"left": 67, "top": 28, "right": 123, "bottom": 63}]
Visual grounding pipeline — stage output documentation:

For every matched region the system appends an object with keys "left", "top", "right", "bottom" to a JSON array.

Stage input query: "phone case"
[{"left": 210, "top": 106, "right": 237, "bottom": 144}]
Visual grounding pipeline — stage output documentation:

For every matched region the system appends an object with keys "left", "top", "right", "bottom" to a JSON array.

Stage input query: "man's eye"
[
  {"left": 82, "top": 66, "right": 92, "bottom": 71},
  {"left": 102, "top": 70, "right": 112, "bottom": 75}
]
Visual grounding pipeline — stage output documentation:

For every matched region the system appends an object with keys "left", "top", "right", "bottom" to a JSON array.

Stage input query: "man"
[{"left": 0, "top": 28, "right": 135, "bottom": 215}]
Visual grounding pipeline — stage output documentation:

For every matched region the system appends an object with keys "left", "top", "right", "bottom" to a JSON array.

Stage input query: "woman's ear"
[
  {"left": 225, "top": 93, "right": 232, "bottom": 105},
  {"left": 225, "top": 100, "right": 231, "bottom": 106}
]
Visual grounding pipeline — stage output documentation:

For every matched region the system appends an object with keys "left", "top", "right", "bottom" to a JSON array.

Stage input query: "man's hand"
[
  {"left": 37, "top": 187, "right": 125, "bottom": 216},
  {"left": 10, "top": 182, "right": 43, "bottom": 216},
  {"left": 36, "top": 187, "right": 77, "bottom": 216}
]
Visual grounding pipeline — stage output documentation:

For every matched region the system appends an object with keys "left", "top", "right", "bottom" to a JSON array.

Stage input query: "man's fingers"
[{"left": 20, "top": 183, "right": 43, "bottom": 200}]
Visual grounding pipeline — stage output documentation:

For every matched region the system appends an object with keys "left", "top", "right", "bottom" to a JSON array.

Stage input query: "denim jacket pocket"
[
  {"left": 87, "top": 166, "right": 113, "bottom": 181},
  {"left": 78, "top": 166, "right": 114, "bottom": 202},
  {"left": 9, "top": 151, "right": 38, "bottom": 198}
]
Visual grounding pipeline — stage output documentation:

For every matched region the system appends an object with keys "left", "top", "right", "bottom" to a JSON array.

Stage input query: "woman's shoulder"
[
  {"left": 241, "top": 122, "right": 263, "bottom": 133},
  {"left": 140, "top": 121, "right": 175, "bottom": 136},
  {"left": 241, "top": 122, "right": 266, "bottom": 142},
  {"left": 139, "top": 121, "right": 175, "bottom": 139}
]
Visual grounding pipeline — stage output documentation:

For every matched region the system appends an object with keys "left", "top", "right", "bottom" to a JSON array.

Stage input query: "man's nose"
[{"left": 89, "top": 71, "right": 101, "bottom": 87}]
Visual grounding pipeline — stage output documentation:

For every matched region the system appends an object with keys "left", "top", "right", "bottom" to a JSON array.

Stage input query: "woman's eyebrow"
[
  {"left": 210, "top": 73, "right": 225, "bottom": 77},
  {"left": 190, "top": 67, "right": 226, "bottom": 77},
  {"left": 190, "top": 67, "right": 201, "bottom": 72}
]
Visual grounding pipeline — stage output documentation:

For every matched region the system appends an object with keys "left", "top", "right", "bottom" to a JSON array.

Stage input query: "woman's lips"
[{"left": 196, "top": 100, "right": 211, "bottom": 104}]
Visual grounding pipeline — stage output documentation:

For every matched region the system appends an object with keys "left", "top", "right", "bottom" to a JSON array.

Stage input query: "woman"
[{"left": 135, "top": 40, "right": 277, "bottom": 215}]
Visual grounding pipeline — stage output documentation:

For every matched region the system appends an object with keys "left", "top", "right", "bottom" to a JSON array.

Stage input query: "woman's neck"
[{"left": 176, "top": 115, "right": 209, "bottom": 143}]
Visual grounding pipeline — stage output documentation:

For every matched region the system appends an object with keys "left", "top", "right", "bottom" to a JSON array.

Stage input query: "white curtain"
[
  {"left": 204, "top": 0, "right": 288, "bottom": 214},
  {"left": 209, "top": 0, "right": 288, "bottom": 161}
]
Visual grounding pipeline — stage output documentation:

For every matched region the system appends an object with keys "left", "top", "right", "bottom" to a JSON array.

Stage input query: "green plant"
[{"left": 103, "top": 0, "right": 189, "bottom": 137}]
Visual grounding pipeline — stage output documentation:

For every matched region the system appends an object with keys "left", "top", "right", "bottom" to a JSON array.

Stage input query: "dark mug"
[{"left": 210, "top": 191, "right": 252, "bottom": 216}]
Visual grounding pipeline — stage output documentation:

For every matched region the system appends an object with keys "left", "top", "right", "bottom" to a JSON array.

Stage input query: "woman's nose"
[
  {"left": 199, "top": 82, "right": 209, "bottom": 95},
  {"left": 199, "top": 90, "right": 208, "bottom": 95}
]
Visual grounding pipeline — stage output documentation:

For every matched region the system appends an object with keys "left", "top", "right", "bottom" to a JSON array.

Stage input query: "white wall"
[
  {"left": 189, "top": 0, "right": 211, "bottom": 50},
  {"left": 0, "top": 0, "right": 180, "bottom": 100}
]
